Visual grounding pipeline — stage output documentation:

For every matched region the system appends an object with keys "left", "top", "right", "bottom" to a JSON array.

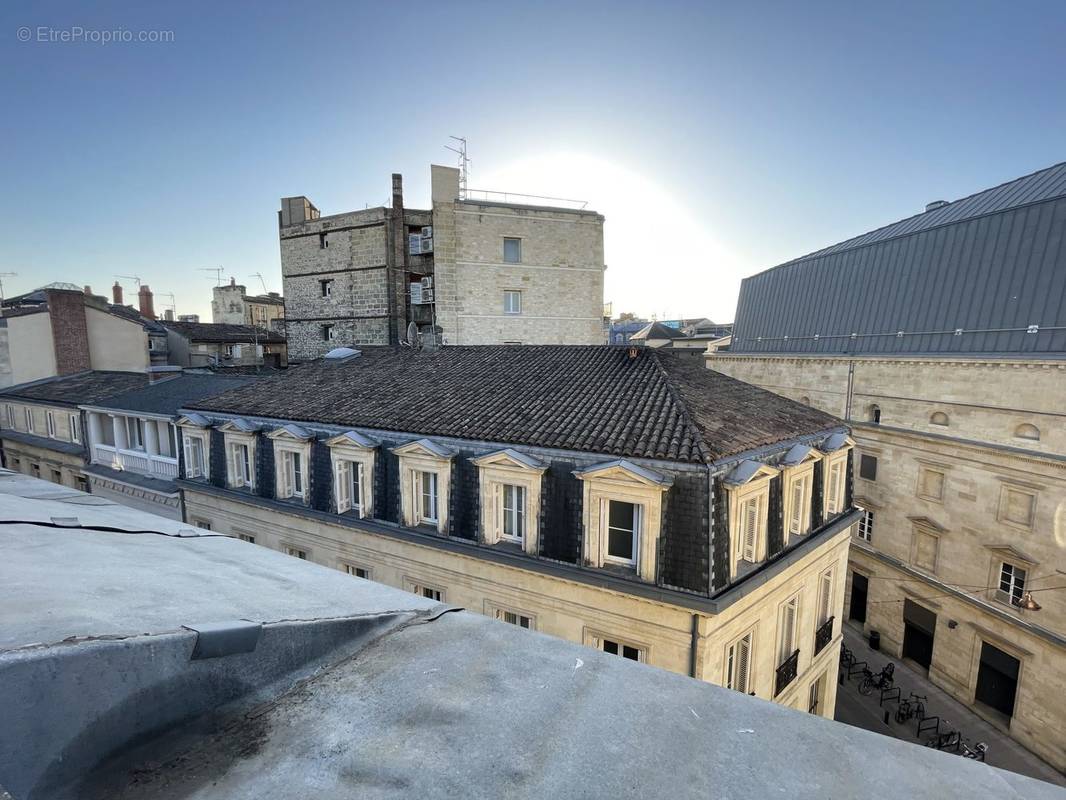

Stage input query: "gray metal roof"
[
  {"left": 0, "top": 471, "right": 1057, "bottom": 800},
  {"left": 731, "top": 162, "right": 1066, "bottom": 356}
]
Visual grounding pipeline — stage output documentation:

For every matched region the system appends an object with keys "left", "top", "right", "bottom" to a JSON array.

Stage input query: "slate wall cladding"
[
  {"left": 767, "top": 474, "right": 784, "bottom": 556},
  {"left": 711, "top": 478, "right": 730, "bottom": 592},
  {"left": 659, "top": 473, "right": 709, "bottom": 593},
  {"left": 256, "top": 435, "right": 274, "bottom": 499},
  {"left": 310, "top": 440, "right": 333, "bottom": 512},
  {"left": 450, "top": 452, "right": 479, "bottom": 540},
  {"left": 811, "top": 459, "right": 824, "bottom": 531},
  {"left": 540, "top": 461, "right": 582, "bottom": 563},
  {"left": 376, "top": 443, "right": 401, "bottom": 524},
  {"left": 209, "top": 430, "right": 226, "bottom": 488},
  {"left": 845, "top": 449, "right": 855, "bottom": 510}
]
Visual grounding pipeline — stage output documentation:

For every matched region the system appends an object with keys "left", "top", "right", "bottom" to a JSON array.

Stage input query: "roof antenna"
[
  {"left": 250, "top": 272, "right": 269, "bottom": 293},
  {"left": 198, "top": 266, "right": 224, "bottom": 286},
  {"left": 404, "top": 321, "right": 421, "bottom": 350},
  {"left": 115, "top": 274, "right": 142, "bottom": 286},
  {"left": 445, "top": 136, "right": 469, "bottom": 199}
]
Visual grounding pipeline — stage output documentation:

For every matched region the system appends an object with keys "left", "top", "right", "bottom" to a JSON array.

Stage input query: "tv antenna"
[
  {"left": 115, "top": 274, "right": 142, "bottom": 287},
  {"left": 199, "top": 266, "right": 224, "bottom": 286},
  {"left": 0, "top": 272, "right": 17, "bottom": 306},
  {"left": 158, "top": 292, "right": 177, "bottom": 315},
  {"left": 250, "top": 272, "right": 269, "bottom": 293},
  {"left": 445, "top": 136, "right": 469, "bottom": 198}
]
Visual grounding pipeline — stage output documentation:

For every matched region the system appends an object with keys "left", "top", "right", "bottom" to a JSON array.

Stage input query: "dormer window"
[
  {"left": 219, "top": 419, "right": 259, "bottom": 491},
  {"left": 392, "top": 439, "right": 455, "bottom": 534},
  {"left": 326, "top": 431, "right": 377, "bottom": 518},
  {"left": 471, "top": 448, "right": 547, "bottom": 554},
  {"left": 723, "top": 459, "right": 780, "bottom": 578},
  {"left": 779, "top": 443, "right": 820, "bottom": 544},
  {"left": 573, "top": 460, "right": 671, "bottom": 582},
  {"left": 817, "top": 433, "right": 853, "bottom": 519},
  {"left": 177, "top": 414, "right": 213, "bottom": 480},
  {"left": 268, "top": 424, "right": 315, "bottom": 504}
]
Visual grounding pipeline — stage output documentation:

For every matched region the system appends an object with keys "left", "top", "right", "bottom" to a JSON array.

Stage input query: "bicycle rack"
[
  {"left": 879, "top": 686, "right": 901, "bottom": 707},
  {"left": 917, "top": 716, "right": 939, "bottom": 740},
  {"left": 847, "top": 661, "right": 868, "bottom": 680}
]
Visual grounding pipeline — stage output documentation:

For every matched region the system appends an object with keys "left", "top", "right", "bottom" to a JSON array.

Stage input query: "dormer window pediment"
[
  {"left": 573, "top": 459, "right": 673, "bottom": 489},
  {"left": 267, "top": 423, "right": 314, "bottom": 442},
  {"left": 471, "top": 448, "right": 547, "bottom": 472},
  {"left": 391, "top": 438, "right": 456, "bottom": 461},
  {"left": 325, "top": 430, "right": 379, "bottom": 451},
  {"left": 723, "top": 459, "right": 779, "bottom": 487},
  {"left": 177, "top": 413, "right": 212, "bottom": 428},
  {"left": 218, "top": 418, "right": 260, "bottom": 434}
]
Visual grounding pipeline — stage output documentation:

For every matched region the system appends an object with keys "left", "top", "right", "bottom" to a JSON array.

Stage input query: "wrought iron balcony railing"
[
  {"left": 814, "top": 616, "right": 834, "bottom": 655},
  {"left": 775, "top": 649, "right": 800, "bottom": 696}
]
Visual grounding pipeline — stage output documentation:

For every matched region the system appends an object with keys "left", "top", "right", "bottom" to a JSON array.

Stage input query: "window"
[
  {"left": 279, "top": 450, "right": 305, "bottom": 499},
  {"left": 999, "top": 485, "right": 1036, "bottom": 529},
  {"left": 418, "top": 470, "right": 438, "bottom": 524},
  {"left": 224, "top": 344, "right": 235, "bottom": 358},
  {"left": 817, "top": 569, "right": 834, "bottom": 626},
  {"left": 503, "top": 290, "right": 522, "bottom": 315},
  {"left": 183, "top": 433, "right": 207, "bottom": 478},
  {"left": 868, "top": 404, "right": 881, "bottom": 424},
  {"left": 787, "top": 475, "right": 810, "bottom": 537},
  {"left": 10, "top": 456, "right": 20, "bottom": 471},
  {"left": 345, "top": 563, "right": 371, "bottom": 579},
  {"left": 75, "top": 475, "right": 87, "bottom": 492},
  {"left": 1014, "top": 423, "right": 1040, "bottom": 441},
  {"left": 407, "top": 581, "right": 445, "bottom": 602},
  {"left": 859, "top": 454, "right": 877, "bottom": 481},
  {"left": 192, "top": 519, "right": 211, "bottom": 531},
  {"left": 501, "top": 483, "right": 525, "bottom": 542},
  {"left": 319, "top": 232, "right": 328, "bottom": 249},
  {"left": 778, "top": 595, "right": 800, "bottom": 663},
  {"left": 726, "top": 631, "right": 754, "bottom": 694},
  {"left": 604, "top": 499, "right": 639, "bottom": 566},
  {"left": 126, "top": 418, "right": 144, "bottom": 450},
  {"left": 46, "top": 411, "right": 57, "bottom": 438},
  {"left": 320, "top": 279, "right": 333, "bottom": 297},
  {"left": 24, "top": 408, "right": 35, "bottom": 433},
  {"left": 322, "top": 324, "right": 335, "bottom": 341},
  {"left": 999, "top": 563, "right": 1027, "bottom": 605},
  {"left": 738, "top": 494, "right": 763, "bottom": 563},
  {"left": 601, "top": 638, "right": 642, "bottom": 661},
  {"left": 238, "top": 533, "right": 256, "bottom": 543},
  {"left": 857, "top": 507, "right": 874, "bottom": 541},
  {"left": 228, "top": 441, "right": 254, "bottom": 489},
  {"left": 503, "top": 237, "right": 522, "bottom": 263},
  {"left": 493, "top": 607, "right": 534, "bottom": 629},
  {"left": 825, "top": 459, "right": 845, "bottom": 514},
  {"left": 801, "top": 396, "right": 811, "bottom": 406},
  {"left": 930, "top": 411, "right": 949, "bottom": 427},
  {"left": 285, "top": 546, "right": 307, "bottom": 560},
  {"left": 69, "top": 414, "right": 80, "bottom": 443},
  {"left": 51, "top": 469, "right": 62, "bottom": 484},
  {"left": 334, "top": 459, "right": 364, "bottom": 515},
  {"left": 917, "top": 466, "right": 945, "bottom": 502},
  {"left": 809, "top": 673, "right": 826, "bottom": 715},
  {"left": 5, "top": 405, "right": 14, "bottom": 428}
]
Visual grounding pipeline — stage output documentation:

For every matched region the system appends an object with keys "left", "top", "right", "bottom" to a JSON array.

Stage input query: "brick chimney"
[
  {"left": 45, "top": 289, "right": 91, "bottom": 375},
  {"left": 112, "top": 281, "right": 124, "bottom": 305},
  {"left": 83, "top": 285, "right": 93, "bottom": 296},
  {"left": 138, "top": 284, "right": 156, "bottom": 320}
]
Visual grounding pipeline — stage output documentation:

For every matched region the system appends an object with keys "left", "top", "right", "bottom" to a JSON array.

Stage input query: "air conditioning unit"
[
  {"left": 422, "top": 289, "right": 435, "bottom": 303},
  {"left": 409, "top": 233, "right": 422, "bottom": 255},
  {"left": 421, "top": 226, "right": 433, "bottom": 238},
  {"left": 410, "top": 282, "right": 424, "bottom": 305},
  {"left": 420, "top": 236, "right": 433, "bottom": 253},
  {"left": 420, "top": 276, "right": 434, "bottom": 289}
]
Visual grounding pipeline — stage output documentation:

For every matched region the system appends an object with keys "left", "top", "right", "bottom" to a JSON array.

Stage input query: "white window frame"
[
  {"left": 279, "top": 449, "right": 305, "bottom": 499},
  {"left": 817, "top": 568, "right": 834, "bottom": 626},
  {"left": 603, "top": 498, "right": 641, "bottom": 567},
  {"left": 824, "top": 454, "right": 846, "bottom": 515},
  {"left": 126, "top": 417, "right": 144, "bottom": 451},
  {"left": 486, "top": 601, "right": 537, "bottom": 630},
  {"left": 725, "top": 465, "right": 777, "bottom": 578},
  {"left": 998, "top": 562, "right": 1027, "bottom": 606},
  {"left": 503, "top": 237, "right": 522, "bottom": 264},
  {"left": 326, "top": 431, "right": 377, "bottom": 518},
  {"left": 778, "top": 593, "right": 800, "bottom": 664},
  {"left": 268, "top": 426, "right": 314, "bottom": 503},
  {"left": 393, "top": 439, "right": 454, "bottom": 534},
  {"left": 284, "top": 545, "right": 308, "bottom": 560},
  {"left": 503, "top": 290, "right": 522, "bottom": 315},
  {"left": 417, "top": 470, "right": 439, "bottom": 524},
  {"left": 46, "top": 411, "right": 57, "bottom": 439},
  {"left": 585, "top": 629, "right": 646, "bottom": 662},
  {"left": 782, "top": 454, "right": 818, "bottom": 544},
  {"left": 500, "top": 483, "right": 526, "bottom": 543},
  {"left": 404, "top": 577, "right": 446, "bottom": 602},
  {"left": 226, "top": 437, "right": 255, "bottom": 490},
  {"left": 180, "top": 429, "right": 210, "bottom": 479},
  {"left": 472, "top": 449, "right": 546, "bottom": 554},
  {"left": 343, "top": 562, "right": 372, "bottom": 580},
  {"left": 725, "top": 629, "right": 755, "bottom": 694},
  {"left": 24, "top": 407, "right": 35, "bottom": 434},
  {"left": 69, "top": 413, "right": 80, "bottom": 443},
  {"left": 575, "top": 461, "right": 669, "bottom": 583},
  {"left": 857, "top": 506, "right": 874, "bottom": 541}
]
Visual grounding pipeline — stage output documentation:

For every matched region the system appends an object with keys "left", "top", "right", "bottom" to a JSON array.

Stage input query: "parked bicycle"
[
  {"left": 858, "top": 662, "right": 895, "bottom": 695},
  {"left": 961, "top": 739, "right": 989, "bottom": 762},
  {"left": 895, "top": 692, "right": 927, "bottom": 724},
  {"left": 925, "top": 728, "right": 961, "bottom": 751}
]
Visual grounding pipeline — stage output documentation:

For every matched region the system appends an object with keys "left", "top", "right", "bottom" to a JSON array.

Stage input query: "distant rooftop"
[
  {"left": 186, "top": 345, "right": 842, "bottom": 464},
  {"left": 161, "top": 321, "right": 285, "bottom": 344},
  {"left": 0, "top": 371, "right": 150, "bottom": 407},
  {"left": 0, "top": 470, "right": 1056, "bottom": 800},
  {"left": 731, "top": 161, "right": 1066, "bottom": 356},
  {"left": 82, "top": 373, "right": 259, "bottom": 416}
]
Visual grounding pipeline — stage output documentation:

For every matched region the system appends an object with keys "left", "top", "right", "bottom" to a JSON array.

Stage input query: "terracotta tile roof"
[{"left": 186, "top": 346, "right": 842, "bottom": 464}]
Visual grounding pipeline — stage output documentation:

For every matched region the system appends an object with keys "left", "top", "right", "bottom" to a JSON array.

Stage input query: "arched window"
[
  {"left": 868, "top": 405, "right": 881, "bottom": 424},
  {"left": 1014, "top": 423, "right": 1040, "bottom": 441},
  {"left": 801, "top": 396, "right": 811, "bottom": 406},
  {"left": 930, "top": 412, "right": 949, "bottom": 427}
]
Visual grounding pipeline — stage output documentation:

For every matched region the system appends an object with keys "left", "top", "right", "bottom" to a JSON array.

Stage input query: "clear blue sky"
[{"left": 2, "top": 1, "right": 1064, "bottom": 322}]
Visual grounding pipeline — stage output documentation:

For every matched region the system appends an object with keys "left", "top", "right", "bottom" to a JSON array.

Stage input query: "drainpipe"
[{"left": 689, "top": 613, "right": 701, "bottom": 678}]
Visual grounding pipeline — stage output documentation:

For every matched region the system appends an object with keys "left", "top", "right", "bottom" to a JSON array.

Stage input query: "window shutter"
[
  {"left": 183, "top": 435, "right": 196, "bottom": 478},
  {"left": 782, "top": 601, "right": 796, "bottom": 656},
  {"left": 493, "top": 484, "right": 501, "bottom": 541},
  {"left": 790, "top": 480, "right": 804, "bottom": 534},
  {"left": 736, "top": 634, "right": 751, "bottom": 693},
  {"left": 827, "top": 464, "right": 841, "bottom": 513},
  {"left": 336, "top": 461, "right": 350, "bottom": 512},
  {"left": 281, "top": 452, "right": 293, "bottom": 497},
  {"left": 819, "top": 572, "right": 832, "bottom": 623},
  {"left": 742, "top": 499, "right": 758, "bottom": 562},
  {"left": 354, "top": 463, "right": 363, "bottom": 513}
]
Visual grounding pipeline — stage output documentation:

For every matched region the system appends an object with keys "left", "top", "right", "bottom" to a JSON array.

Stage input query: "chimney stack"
[
  {"left": 112, "top": 281, "right": 124, "bottom": 305},
  {"left": 138, "top": 285, "right": 156, "bottom": 320},
  {"left": 83, "top": 285, "right": 93, "bottom": 296},
  {"left": 230, "top": 276, "right": 236, "bottom": 287},
  {"left": 164, "top": 308, "right": 175, "bottom": 322}
]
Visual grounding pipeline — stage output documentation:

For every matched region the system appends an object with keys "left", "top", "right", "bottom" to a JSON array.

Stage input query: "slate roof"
[
  {"left": 0, "top": 372, "right": 150, "bottom": 407},
  {"left": 630, "top": 321, "right": 684, "bottom": 341},
  {"left": 731, "top": 161, "right": 1066, "bottom": 356},
  {"left": 186, "top": 346, "right": 842, "bottom": 464},
  {"left": 88, "top": 374, "right": 259, "bottom": 416},
  {"left": 162, "top": 321, "right": 285, "bottom": 344}
]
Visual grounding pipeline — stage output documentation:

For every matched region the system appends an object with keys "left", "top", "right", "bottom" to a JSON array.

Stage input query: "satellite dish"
[{"left": 406, "top": 322, "right": 419, "bottom": 348}]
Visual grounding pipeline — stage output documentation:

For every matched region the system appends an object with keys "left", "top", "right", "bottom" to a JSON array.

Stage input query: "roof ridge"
[{"left": 647, "top": 351, "right": 713, "bottom": 464}]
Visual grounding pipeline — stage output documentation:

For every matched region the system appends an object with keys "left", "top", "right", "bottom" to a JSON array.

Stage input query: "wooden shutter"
[
  {"left": 336, "top": 460, "right": 350, "bottom": 512},
  {"left": 789, "top": 479, "right": 804, "bottom": 534},
  {"left": 742, "top": 498, "right": 758, "bottom": 562},
  {"left": 354, "top": 463, "right": 363, "bottom": 514},
  {"left": 781, "top": 599, "right": 797, "bottom": 658},
  {"left": 183, "top": 435, "right": 197, "bottom": 478},
  {"left": 819, "top": 571, "right": 832, "bottom": 624},
  {"left": 280, "top": 451, "right": 293, "bottom": 497},
  {"left": 736, "top": 634, "right": 751, "bottom": 693},
  {"left": 827, "top": 463, "right": 841, "bottom": 513}
]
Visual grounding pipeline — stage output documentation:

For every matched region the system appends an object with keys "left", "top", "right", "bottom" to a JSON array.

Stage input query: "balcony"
[
  {"left": 814, "top": 616, "right": 834, "bottom": 655},
  {"left": 92, "top": 444, "right": 178, "bottom": 480},
  {"left": 775, "top": 649, "right": 800, "bottom": 696}
]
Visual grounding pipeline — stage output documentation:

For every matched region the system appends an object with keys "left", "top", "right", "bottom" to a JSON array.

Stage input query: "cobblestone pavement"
[{"left": 834, "top": 624, "right": 1066, "bottom": 789}]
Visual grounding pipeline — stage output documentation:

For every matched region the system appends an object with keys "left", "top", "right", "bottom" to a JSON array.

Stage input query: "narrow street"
[{"left": 834, "top": 624, "right": 1066, "bottom": 788}]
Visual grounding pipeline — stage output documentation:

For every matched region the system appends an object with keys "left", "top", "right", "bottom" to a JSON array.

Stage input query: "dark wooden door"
[
  {"left": 849, "top": 573, "right": 868, "bottom": 624},
  {"left": 975, "top": 642, "right": 1019, "bottom": 718}
]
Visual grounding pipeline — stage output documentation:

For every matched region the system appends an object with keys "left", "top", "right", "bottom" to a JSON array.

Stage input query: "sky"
[{"left": 2, "top": 1, "right": 1065, "bottom": 323}]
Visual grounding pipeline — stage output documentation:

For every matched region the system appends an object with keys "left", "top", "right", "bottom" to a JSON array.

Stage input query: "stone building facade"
[
  {"left": 176, "top": 346, "right": 857, "bottom": 715},
  {"left": 708, "top": 161, "right": 1066, "bottom": 770},
  {"left": 279, "top": 165, "right": 605, "bottom": 360},
  {"left": 211, "top": 279, "right": 285, "bottom": 328}
]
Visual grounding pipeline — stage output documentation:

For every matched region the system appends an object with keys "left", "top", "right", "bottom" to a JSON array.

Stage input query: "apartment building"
[
  {"left": 175, "top": 345, "right": 857, "bottom": 714},
  {"left": 162, "top": 321, "right": 288, "bottom": 368},
  {"left": 211, "top": 278, "right": 285, "bottom": 328},
  {"left": 708, "top": 161, "right": 1066, "bottom": 769},
  {"left": 279, "top": 165, "right": 605, "bottom": 360}
]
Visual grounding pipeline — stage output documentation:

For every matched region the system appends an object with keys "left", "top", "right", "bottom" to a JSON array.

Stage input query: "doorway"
[
  {"left": 975, "top": 642, "right": 1019, "bottom": 720},
  {"left": 901, "top": 599, "right": 936, "bottom": 670},
  {"left": 849, "top": 572, "right": 868, "bottom": 624}
]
